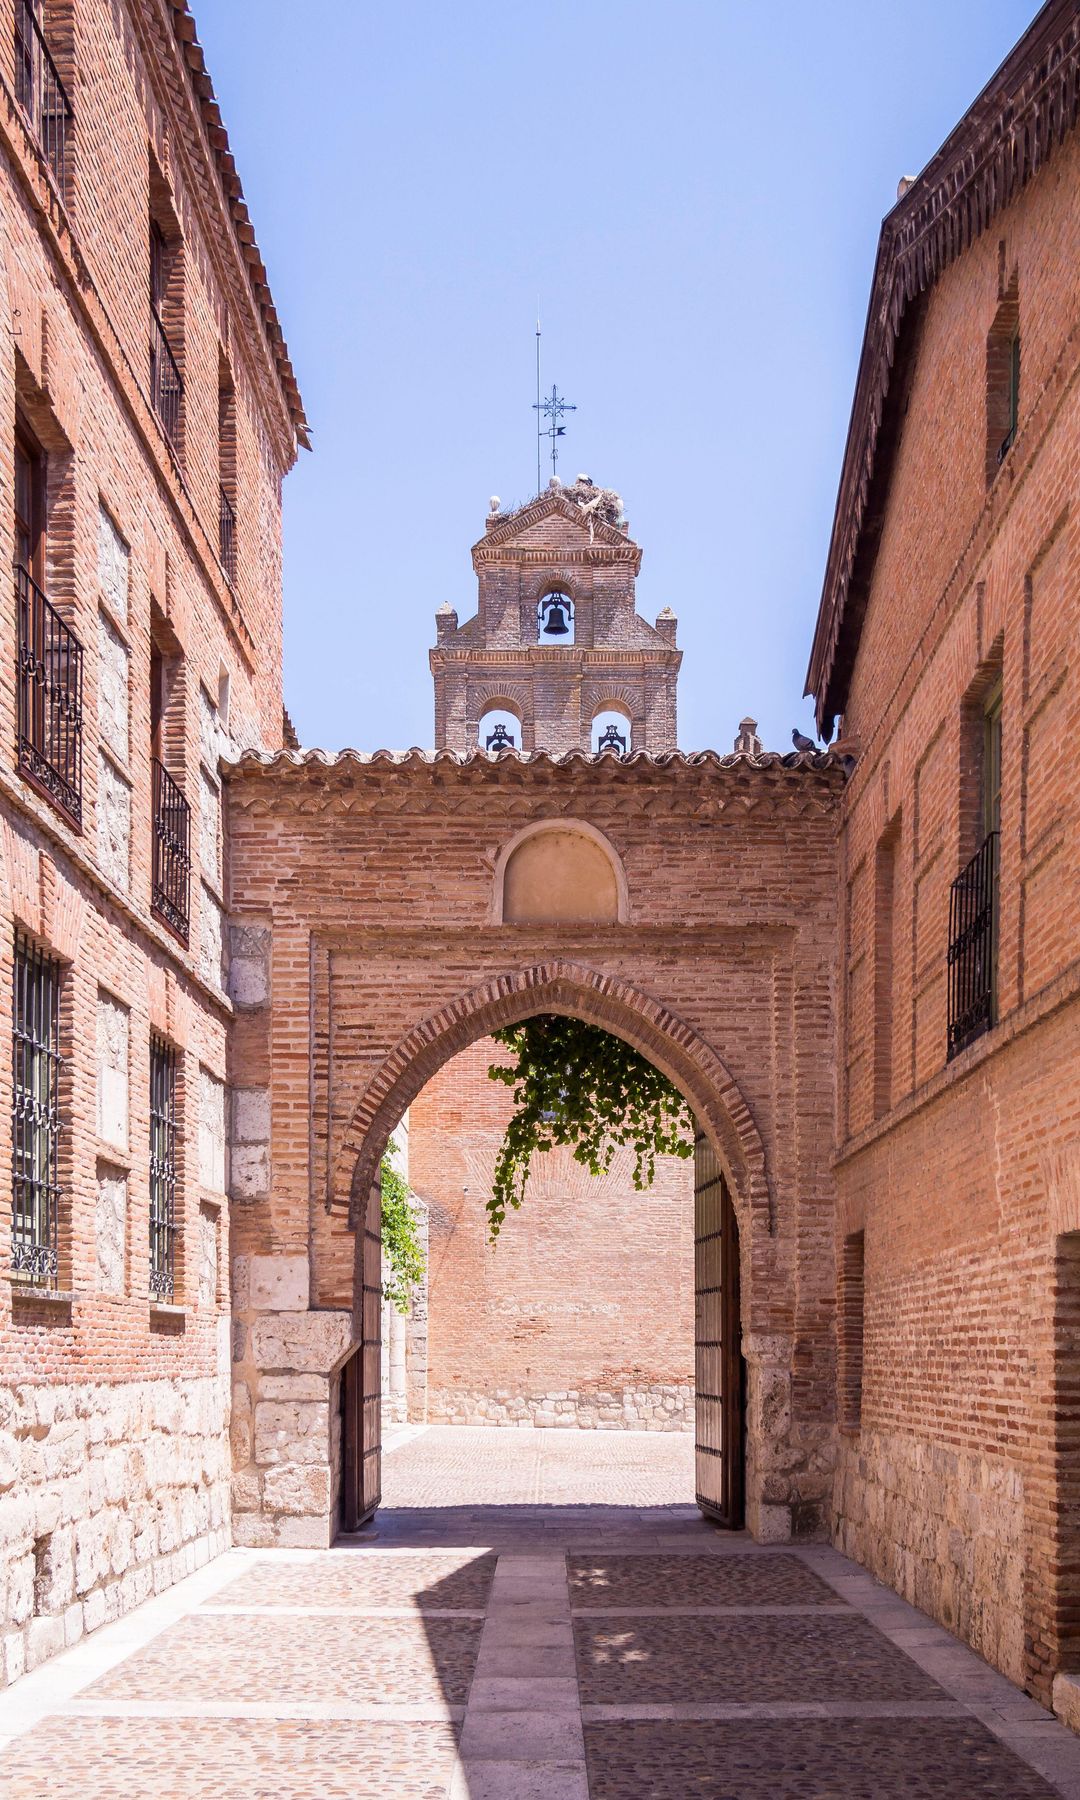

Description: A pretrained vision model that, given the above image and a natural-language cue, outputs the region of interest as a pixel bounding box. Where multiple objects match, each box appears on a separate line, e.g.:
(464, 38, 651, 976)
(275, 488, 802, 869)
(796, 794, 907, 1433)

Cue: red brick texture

(817, 38, 1080, 1703)
(224, 749, 844, 1549)
(431, 491, 681, 754)
(408, 1034, 695, 1429)
(0, 0, 299, 1685)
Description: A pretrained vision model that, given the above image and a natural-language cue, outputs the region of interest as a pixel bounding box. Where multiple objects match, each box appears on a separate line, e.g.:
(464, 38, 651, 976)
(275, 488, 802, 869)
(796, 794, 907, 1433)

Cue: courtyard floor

(1, 1425, 1079, 1798)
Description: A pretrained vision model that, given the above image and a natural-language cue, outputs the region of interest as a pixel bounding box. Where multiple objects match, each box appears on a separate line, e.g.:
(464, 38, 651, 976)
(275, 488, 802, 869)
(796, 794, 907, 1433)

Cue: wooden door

(341, 1180, 382, 1530)
(694, 1131, 744, 1526)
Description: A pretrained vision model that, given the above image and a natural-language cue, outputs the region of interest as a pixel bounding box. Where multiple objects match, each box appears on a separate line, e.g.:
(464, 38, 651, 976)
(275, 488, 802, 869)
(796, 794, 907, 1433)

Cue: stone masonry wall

(0, 1365, 231, 1686)
(409, 1036, 695, 1430)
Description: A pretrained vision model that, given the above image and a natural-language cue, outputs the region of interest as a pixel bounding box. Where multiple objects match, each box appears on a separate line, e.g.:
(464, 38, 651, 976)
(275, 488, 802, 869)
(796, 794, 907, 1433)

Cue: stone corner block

(746, 1500, 792, 1544)
(1053, 1671, 1080, 1736)
(249, 1255, 309, 1313)
(250, 1309, 353, 1375)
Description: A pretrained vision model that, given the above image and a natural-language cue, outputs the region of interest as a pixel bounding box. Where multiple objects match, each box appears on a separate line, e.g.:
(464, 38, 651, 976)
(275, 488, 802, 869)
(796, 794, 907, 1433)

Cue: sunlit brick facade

(0, 0, 303, 1683)
(806, 0, 1080, 1709)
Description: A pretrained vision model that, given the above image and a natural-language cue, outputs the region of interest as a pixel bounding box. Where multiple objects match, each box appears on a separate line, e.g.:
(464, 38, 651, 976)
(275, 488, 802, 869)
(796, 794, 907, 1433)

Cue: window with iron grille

(947, 685, 1002, 1060)
(11, 933, 62, 1286)
(218, 359, 237, 583)
(14, 0, 73, 195)
(149, 203, 183, 453)
(14, 422, 84, 827)
(149, 1037, 178, 1300)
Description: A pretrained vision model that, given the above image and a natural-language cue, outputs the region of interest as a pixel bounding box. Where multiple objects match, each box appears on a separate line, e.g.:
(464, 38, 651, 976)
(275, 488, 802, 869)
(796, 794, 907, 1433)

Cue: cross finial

(533, 384, 576, 484)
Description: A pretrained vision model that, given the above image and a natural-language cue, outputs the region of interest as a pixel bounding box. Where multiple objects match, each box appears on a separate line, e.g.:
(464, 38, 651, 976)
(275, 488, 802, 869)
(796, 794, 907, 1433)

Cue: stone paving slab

(568, 1551, 843, 1608)
(84, 1610, 484, 1707)
(0, 1716, 461, 1798)
(574, 1611, 949, 1705)
(583, 1717, 1061, 1798)
(208, 1548, 497, 1611)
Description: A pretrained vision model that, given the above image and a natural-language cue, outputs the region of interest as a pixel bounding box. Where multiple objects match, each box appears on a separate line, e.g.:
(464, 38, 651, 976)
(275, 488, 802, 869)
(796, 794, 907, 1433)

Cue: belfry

(430, 476, 681, 753)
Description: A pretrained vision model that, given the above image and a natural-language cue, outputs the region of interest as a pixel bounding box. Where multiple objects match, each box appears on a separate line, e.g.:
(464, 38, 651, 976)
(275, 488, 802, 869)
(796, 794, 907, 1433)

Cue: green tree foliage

(486, 1015, 693, 1238)
(380, 1139, 425, 1313)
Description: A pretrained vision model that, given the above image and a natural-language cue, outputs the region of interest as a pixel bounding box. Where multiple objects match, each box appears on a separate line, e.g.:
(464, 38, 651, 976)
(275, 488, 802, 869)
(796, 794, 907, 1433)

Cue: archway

(336, 966, 759, 1535)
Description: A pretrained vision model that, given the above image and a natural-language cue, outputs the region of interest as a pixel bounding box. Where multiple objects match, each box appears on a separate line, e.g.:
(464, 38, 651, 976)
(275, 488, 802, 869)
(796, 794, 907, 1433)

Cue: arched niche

(493, 820, 628, 925)
(476, 700, 522, 753)
(591, 705, 632, 755)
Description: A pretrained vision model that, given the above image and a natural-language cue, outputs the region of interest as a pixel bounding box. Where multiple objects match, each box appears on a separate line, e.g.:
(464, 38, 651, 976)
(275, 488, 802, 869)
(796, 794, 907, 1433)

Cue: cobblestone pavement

(1, 1426, 1079, 1797)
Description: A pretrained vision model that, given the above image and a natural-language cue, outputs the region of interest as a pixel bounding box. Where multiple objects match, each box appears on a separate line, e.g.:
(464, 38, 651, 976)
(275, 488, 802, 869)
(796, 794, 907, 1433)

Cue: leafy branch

(380, 1139, 425, 1313)
(486, 1015, 693, 1238)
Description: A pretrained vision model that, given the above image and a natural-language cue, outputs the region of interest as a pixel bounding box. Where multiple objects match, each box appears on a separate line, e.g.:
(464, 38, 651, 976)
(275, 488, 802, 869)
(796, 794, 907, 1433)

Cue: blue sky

(197, 1, 1033, 754)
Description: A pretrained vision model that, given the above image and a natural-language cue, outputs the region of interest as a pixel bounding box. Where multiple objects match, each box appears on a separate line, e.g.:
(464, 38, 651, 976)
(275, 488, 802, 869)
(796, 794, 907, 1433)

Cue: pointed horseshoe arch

(335, 960, 773, 1237)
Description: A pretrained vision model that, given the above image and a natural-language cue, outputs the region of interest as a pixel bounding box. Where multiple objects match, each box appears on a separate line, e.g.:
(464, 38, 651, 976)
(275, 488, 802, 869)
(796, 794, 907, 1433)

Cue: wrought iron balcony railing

(151, 757, 191, 942)
(219, 485, 236, 582)
(16, 562, 83, 827)
(14, 0, 72, 194)
(150, 303, 183, 449)
(947, 830, 999, 1060)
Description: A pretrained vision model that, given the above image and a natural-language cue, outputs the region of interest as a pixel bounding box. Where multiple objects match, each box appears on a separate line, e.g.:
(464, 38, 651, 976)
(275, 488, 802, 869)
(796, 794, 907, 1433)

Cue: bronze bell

(541, 597, 570, 636)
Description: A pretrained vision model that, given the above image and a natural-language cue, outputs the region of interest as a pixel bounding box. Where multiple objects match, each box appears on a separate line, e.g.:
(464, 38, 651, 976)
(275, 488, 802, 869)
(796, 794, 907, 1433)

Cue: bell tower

(430, 477, 681, 754)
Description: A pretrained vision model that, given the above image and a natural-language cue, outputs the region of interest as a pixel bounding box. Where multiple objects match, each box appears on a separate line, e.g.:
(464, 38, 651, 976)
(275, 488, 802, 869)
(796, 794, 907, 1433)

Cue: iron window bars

(947, 830, 999, 1060)
(151, 758, 191, 942)
(149, 1037, 178, 1300)
(218, 486, 236, 583)
(14, 0, 72, 195)
(16, 562, 84, 827)
(11, 933, 62, 1287)
(150, 303, 183, 450)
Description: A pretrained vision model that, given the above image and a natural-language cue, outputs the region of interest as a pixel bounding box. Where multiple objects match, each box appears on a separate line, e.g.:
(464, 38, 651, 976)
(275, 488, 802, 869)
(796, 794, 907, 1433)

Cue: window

(14, 419, 84, 826)
(149, 1037, 178, 1300)
(999, 331, 1020, 464)
(218, 355, 237, 582)
(538, 589, 574, 644)
(947, 682, 1001, 1059)
(148, 172, 184, 454)
(14, 0, 72, 193)
(11, 933, 62, 1287)
(15, 427, 43, 578)
(149, 622, 191, 940)
(838, 1232, 865, 1433)
(985, 273, 1020, 482)
(872, 821, 898, 1118)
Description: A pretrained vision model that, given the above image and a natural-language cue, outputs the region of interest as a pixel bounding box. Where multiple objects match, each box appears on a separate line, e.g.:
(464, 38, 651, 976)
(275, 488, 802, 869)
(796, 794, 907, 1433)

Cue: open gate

(343, 1140, 743, 1529)
(694, 1131, 745, 1527)
(340, 1179, 382, 1531)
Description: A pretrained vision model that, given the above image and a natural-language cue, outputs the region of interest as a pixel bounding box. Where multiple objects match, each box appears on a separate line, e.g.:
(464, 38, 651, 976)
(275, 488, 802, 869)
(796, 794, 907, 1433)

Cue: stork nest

(560, 478, 625, 527)
(494, 480, 627, 531)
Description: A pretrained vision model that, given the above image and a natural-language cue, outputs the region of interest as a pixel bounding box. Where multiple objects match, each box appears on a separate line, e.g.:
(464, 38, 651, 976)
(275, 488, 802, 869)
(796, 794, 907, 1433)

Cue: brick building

(805, 0, 1080, 1709)
(3, 0, 1080, 1739)
(0, 0, 303, 1683)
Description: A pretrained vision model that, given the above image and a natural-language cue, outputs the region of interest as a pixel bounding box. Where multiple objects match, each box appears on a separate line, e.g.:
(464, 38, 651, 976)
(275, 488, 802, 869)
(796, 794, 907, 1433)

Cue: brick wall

(828, 118, 1080, 1701)
(225, 750, 843, 1548)
(408, 1036, 695, 1429)
(0, 0, 298, 1683)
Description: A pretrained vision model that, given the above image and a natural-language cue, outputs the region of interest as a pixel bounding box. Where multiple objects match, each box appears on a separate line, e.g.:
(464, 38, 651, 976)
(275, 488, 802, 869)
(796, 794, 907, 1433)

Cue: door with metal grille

(694, 1131, 744, 1526)
(341, 1179, 382, 1530)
